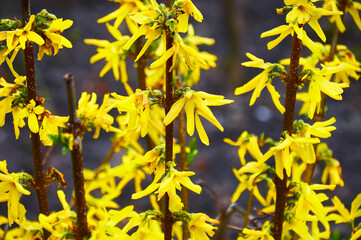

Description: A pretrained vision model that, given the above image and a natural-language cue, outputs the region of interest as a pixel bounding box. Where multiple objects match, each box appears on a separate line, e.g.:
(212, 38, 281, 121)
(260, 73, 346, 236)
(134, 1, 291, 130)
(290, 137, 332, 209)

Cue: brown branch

(64, 74, 90, 240)
(272, 33, 302, 240)
(163, 27, 174, 240)
(22, 1, 50, 238)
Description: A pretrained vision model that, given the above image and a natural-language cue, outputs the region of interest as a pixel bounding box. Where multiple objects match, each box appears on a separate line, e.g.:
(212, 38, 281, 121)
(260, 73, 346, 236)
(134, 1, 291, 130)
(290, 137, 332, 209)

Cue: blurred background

(0, 0, 361, 238)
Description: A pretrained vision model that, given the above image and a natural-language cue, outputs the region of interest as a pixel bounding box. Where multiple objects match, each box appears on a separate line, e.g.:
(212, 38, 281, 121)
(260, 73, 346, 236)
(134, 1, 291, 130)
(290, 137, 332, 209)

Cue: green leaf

(187, 138, 198, 165)
(330, 230, 340, 240)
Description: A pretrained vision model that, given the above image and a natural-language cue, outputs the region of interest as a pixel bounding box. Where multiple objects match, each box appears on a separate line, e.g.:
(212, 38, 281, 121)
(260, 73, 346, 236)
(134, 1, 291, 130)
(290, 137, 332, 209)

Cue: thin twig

(64, 73, 90, 239)
(272, 32, 302, 240)
(163, 25, 174, 240)
(22, 1, 50, 238)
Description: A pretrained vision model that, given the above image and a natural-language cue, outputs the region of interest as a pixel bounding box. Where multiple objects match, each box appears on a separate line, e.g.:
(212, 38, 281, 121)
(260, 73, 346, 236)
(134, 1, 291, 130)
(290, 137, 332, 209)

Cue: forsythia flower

(89, 206, 135, 240)
(112, 90, 164, 138)
(0, 15, 44, 55)
(84, 24, 130, 87)
(39, 190, 76, 239)
(188, 213, 219, 240)
(231, 163, 269, 206)
(176, 0, 204, 32)
(133, 166, 201, 212)
(97, 0, 147, 29)
(18, 99, 44, 134)
(77, 92, 118, 138)
(236, 53, 285, 114)
(0, 160, 30, 226)
(38, 18, 73, 60)
(163, 89, 233, 145)
(284, 0, 342, 42)
(302, 64, 349, 119)
(328, 193, 361, 224)
(262, 134, 320, 179)
(224, 131, 263, 165)
(239, 221, 274, 240)
(261, 1, 342, 52)
(39, 112, 69, 146)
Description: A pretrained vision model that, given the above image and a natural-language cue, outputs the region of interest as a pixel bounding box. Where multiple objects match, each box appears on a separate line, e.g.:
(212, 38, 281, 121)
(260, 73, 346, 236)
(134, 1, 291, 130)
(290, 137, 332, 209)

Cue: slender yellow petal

(184, 100, 195, 136)
(163, 97, 187, 126)
(195, 113, 209, 146)
(149, 47, 174, 69)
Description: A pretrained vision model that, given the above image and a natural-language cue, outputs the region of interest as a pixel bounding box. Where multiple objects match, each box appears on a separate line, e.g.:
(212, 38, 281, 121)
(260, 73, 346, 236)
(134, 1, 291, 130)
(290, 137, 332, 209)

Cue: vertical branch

(164, 28, 174, 240)
(272, 33, 302, 240)
(21, 2, 50, 238)
(64, 74, 90, 240)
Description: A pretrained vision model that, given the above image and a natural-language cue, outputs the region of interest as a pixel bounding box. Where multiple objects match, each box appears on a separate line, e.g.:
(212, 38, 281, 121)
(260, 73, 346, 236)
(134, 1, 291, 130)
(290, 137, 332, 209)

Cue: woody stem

(64, 74, 90, 240)
(272, 33, 302, 240)
(22, 1, 50, 239)
(164, 27, 174, 240)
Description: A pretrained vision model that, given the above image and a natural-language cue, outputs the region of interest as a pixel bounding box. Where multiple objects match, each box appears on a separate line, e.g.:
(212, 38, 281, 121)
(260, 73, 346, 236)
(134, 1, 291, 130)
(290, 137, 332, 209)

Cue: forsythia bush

(0, 0, 360, 239)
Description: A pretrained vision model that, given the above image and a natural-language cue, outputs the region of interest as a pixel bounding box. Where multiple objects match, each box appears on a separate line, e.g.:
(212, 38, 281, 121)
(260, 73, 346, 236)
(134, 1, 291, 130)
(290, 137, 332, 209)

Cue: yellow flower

(77, 92, 117, 138)
(4, 15, 44, 53)
(0, 160, 30, 226)
(112, 90, 164, 138)
(163, 89, 233, 145)
(323, 0, 346, 33)
(262, 134, 320, 179)
(241, 221, 274, 240)
(236, 53, 285, 113)
(284, 0, 342, 42)
(188, 213, 219, 240)
(88, 206, 135, 240)
(328, 193, 361, 224)
(231, 164, 269, 206)
(224, 131, 263, 165)
(84, 24, 130, 85)
(305, 65, 349, 119)
(261, 23, 320, 53)
(18, 99, 44, 134)
(346, 1, 361, 31)
(39, 113, 69, 146)
(97, 0, 147, 29)
(39, 190, 77, 239)
(156, 167, 202, 212)
(177, 0, 204, 32)
(38, 18, 73, 60)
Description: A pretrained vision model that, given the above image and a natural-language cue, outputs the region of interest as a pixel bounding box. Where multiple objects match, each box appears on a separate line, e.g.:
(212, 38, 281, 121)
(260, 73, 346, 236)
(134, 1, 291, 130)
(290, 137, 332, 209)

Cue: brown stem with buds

(64, 74, 90, 240)
(164, 27, 174, 240)
(22, 1, 50, 238)
(272, 33, 302, 240)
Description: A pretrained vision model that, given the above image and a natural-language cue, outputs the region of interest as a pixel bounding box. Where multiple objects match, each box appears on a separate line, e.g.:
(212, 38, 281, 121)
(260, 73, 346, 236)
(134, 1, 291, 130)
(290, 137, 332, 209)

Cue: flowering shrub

(0, 0, 360, 239)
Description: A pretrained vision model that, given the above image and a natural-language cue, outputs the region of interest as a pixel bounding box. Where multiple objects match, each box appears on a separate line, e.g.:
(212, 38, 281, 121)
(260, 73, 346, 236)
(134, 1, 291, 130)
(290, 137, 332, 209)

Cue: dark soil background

(0, 0, 360, 238)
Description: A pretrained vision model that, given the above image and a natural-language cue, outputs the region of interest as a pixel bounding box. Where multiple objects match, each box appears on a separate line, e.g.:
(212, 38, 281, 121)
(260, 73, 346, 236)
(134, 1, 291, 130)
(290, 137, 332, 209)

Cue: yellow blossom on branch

(163, 89, 233, 145)
(18, 99, 44, 134)
(328, 193, 361, 225)
(236, 53, 285, 114)
(77, 92, 118, 138)
(262, 134, 320, 179)
(38, 17, 73, 60)
(84, 23, 130, 86)
(224, 131, 263, 165)
(0, 15, 44, 56)
(188, 213, 219, 240)
(0, 160, 30, 226)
